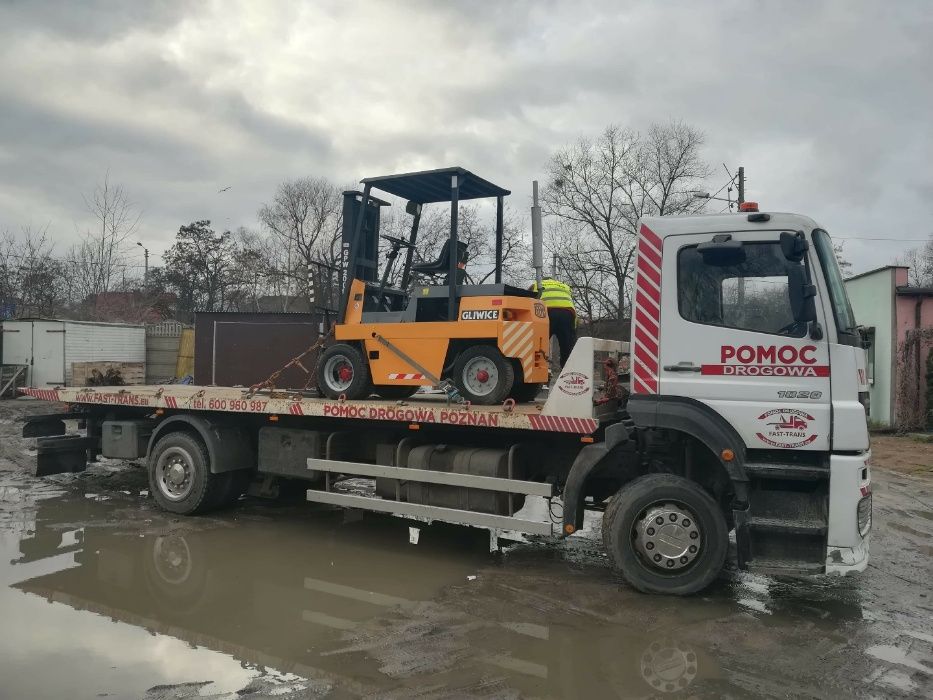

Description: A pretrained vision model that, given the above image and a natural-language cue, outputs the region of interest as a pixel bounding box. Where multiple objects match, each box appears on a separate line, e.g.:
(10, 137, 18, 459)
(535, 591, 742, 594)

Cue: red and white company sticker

(702, 344, 830, 378)
(557, 371, 589, 396)
(755, 408, 818, 448)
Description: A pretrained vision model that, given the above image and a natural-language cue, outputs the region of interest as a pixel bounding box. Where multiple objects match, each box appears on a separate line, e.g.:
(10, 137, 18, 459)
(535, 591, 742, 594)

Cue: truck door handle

(663, 363, 701, 373)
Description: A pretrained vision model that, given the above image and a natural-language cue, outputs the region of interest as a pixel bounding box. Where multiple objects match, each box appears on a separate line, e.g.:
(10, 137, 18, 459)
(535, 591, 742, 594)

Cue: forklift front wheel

(452, 345, 515, 405)
(317, 344, 371, 400)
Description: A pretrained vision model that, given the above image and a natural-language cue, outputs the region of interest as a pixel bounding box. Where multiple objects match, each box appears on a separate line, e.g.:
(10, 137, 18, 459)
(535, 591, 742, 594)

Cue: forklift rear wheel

(452, 345, 514, 405)
(374, 385, 420, 400)
(602, 474, 728, 595)
(317, 344, 371, 399)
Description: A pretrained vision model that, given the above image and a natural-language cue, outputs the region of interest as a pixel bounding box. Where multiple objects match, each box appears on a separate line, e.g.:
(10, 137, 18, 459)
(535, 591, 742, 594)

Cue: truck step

(745, 462, 829, 481)
(747, 516, 827, 536)
(745, 559, 825, 576)
(306, 489, 554, 536)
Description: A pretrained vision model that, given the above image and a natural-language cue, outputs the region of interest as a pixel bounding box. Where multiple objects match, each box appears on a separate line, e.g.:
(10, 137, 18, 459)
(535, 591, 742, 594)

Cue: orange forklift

(315, 167, 549, 405)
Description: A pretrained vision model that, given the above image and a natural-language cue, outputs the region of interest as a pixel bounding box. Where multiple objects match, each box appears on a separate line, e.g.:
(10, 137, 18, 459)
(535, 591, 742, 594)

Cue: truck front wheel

(148, 432, 229, 515)
(602, 474, 728, 595)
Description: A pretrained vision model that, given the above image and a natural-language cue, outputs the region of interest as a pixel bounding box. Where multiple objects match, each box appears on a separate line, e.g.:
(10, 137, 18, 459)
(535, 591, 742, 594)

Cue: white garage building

(1, 319, 145, 388)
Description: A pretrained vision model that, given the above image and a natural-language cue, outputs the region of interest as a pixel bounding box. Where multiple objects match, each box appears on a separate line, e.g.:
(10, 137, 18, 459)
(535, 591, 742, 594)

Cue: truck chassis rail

(306, 457, 558, 537)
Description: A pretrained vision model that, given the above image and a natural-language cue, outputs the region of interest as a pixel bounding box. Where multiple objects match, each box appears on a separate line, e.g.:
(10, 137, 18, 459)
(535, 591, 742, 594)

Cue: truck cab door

(653, 230, 831, 452)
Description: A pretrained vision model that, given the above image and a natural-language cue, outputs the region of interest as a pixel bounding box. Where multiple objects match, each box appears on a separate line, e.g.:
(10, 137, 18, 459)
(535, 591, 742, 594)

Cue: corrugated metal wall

(63, 321, 146, 385)
(146, 320, 186, 383)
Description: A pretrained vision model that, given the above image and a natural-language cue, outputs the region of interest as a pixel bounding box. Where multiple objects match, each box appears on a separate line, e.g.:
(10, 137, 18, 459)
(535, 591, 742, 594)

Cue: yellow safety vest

(532, 279, 575, 310)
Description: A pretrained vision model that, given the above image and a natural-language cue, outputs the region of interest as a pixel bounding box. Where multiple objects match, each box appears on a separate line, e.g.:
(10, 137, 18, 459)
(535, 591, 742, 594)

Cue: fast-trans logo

(461, 309, 499, 321)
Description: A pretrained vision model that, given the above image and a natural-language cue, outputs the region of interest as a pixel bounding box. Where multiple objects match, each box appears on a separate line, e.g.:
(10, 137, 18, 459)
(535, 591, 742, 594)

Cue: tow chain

(247, 325, 334, 397)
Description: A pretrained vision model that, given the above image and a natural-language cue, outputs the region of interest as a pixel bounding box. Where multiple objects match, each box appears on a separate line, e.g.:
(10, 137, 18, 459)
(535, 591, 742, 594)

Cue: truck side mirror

(787, 263, 817, 323)
(697, 235, 746, 266)
(780, 231, 808, 262)
(405, 200, 421, 216)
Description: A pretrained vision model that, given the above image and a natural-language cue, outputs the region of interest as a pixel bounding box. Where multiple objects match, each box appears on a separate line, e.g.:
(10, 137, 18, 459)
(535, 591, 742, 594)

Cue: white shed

(1, 319, 146, 387)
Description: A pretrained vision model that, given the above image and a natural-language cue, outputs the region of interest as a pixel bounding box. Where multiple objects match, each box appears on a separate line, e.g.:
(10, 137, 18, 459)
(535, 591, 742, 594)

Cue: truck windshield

(812, 229, 859, 343)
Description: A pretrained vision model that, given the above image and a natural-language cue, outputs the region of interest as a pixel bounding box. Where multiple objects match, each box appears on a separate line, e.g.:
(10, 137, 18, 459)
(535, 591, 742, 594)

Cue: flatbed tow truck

(18, 170, 872, 595)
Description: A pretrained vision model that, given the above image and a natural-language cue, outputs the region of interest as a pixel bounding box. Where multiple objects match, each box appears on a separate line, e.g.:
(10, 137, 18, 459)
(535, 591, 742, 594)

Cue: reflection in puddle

(1, 488, 722, 697)
(0, 477, 896, 699)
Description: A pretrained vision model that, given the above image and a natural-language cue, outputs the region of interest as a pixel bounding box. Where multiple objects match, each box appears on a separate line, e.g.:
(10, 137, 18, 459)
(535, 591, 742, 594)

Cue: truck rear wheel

(602, 474, 728, 595)
(317, 343, 371, 399)
(452, 344, 514, 405)
(148, 432, 229, 515)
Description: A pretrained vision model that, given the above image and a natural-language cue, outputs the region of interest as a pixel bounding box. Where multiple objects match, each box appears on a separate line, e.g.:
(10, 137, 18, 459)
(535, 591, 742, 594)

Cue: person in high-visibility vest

(531, 277, 577, 368)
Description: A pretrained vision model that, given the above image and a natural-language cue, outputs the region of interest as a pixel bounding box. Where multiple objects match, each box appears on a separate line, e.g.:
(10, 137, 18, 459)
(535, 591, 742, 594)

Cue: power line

(0, 252, 152, 269)
(833, 236, 930, 242)
(708, 176, 734, 202)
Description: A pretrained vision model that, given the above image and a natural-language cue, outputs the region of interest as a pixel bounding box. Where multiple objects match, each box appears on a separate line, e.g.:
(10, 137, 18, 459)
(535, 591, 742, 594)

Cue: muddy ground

(1, 398, 932, 700)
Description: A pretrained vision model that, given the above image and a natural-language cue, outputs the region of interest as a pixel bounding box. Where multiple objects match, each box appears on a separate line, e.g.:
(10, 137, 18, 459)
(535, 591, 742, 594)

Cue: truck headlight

(857, 494, 872, 536)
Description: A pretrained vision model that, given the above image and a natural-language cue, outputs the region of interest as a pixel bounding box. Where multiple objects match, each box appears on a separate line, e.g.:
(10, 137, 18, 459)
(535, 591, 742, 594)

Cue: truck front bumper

(824, 451, 871, 575)
(825, 533, 870, 574)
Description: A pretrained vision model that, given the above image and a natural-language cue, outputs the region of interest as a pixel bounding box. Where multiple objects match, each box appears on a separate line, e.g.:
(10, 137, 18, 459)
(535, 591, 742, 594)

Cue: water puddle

(0, 471, 923, 699)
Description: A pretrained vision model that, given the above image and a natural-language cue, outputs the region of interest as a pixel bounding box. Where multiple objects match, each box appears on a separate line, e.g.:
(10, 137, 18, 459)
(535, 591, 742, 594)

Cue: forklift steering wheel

(381, 235, 415, 249)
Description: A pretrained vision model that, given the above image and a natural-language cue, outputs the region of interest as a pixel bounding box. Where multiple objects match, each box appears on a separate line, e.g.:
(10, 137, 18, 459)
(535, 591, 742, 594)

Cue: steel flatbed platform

(20, 384, 601, 434)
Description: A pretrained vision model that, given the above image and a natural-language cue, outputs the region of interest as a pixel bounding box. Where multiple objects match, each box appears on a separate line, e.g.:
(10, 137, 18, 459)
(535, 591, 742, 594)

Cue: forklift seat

(411, 240, 469, 277)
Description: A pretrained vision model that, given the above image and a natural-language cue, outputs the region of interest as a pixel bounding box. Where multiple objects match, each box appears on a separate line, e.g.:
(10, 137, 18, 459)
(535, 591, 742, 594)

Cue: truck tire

(452, 344, 514, 405)
(148, 431, 229, 515)
(317, 343, 372, 399)
(143, 533, 210, 615)
(602, 474, 728, 595)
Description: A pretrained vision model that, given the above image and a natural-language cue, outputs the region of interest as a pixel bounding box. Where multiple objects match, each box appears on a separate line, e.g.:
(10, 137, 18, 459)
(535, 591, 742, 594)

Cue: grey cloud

(0, 0, 931, 273)
(0, 0, 189, 42)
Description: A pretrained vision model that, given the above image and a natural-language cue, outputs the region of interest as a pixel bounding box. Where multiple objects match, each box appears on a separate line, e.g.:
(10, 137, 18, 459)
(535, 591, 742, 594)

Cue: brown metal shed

(194, 312, 323, 388)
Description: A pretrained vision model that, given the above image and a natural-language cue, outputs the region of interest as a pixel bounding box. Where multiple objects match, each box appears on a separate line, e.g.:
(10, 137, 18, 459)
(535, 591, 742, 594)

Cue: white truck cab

(628, 209, 871, 577)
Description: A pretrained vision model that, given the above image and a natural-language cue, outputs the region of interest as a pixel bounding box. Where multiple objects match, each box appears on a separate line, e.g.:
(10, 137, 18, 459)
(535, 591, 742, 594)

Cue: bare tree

(543, 121, 710, 323)
(257, 177, 345, 309)
(70, 172, 141, 301)
(899, 234, 933, 286)
(834, 242, 853, 278)
(232, 226, 293, 311)
(407, 204, 531, 286)
(0, 224, 67, 317)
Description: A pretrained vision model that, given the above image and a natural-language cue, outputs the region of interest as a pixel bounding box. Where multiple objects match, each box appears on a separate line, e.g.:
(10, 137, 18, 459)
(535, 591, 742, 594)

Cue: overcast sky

(1, 0, 931, 275)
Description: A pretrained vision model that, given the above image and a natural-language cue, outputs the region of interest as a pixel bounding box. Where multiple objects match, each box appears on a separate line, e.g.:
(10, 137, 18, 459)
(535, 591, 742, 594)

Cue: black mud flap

(21, 412, 87, 438)
(23, 419, 66, 438)
(34, 436, 96, 477)
(561, 422, 630, 536)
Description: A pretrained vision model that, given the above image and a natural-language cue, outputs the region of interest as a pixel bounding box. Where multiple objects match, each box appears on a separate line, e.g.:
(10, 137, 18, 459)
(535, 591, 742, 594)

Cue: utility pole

(737, 166, 745, 205)
(531, 181, 544, 289)
(136, 241, 149, 282)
